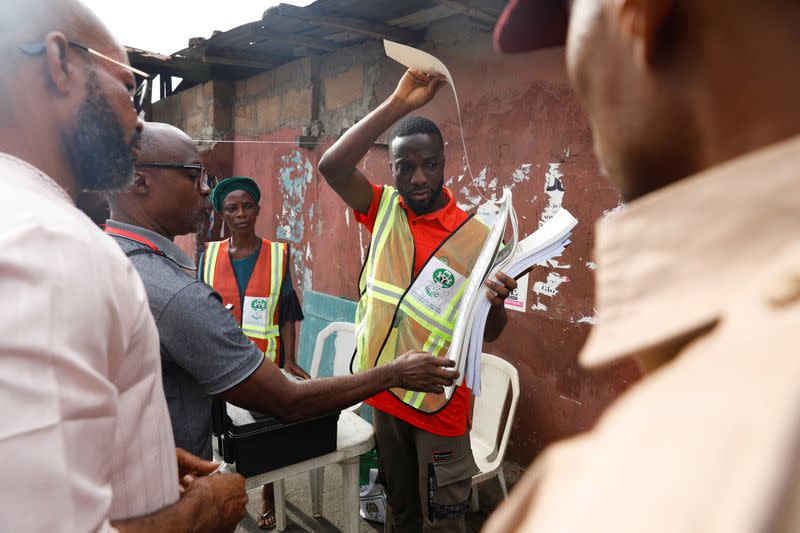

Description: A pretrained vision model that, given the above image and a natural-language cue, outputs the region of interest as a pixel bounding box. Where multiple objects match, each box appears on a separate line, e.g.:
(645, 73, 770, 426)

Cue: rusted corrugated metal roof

(129, 0, 505, 93)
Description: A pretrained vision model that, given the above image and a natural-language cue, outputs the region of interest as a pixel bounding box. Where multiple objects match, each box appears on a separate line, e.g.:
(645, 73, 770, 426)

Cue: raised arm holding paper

(319, 69, 516, 532)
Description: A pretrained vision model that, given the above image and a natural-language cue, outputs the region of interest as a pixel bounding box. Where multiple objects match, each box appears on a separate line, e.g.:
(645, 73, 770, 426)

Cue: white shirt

(0, 153, 179, 531)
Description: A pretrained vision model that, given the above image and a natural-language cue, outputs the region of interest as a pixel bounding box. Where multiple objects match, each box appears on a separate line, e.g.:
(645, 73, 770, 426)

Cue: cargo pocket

(427, 451, 479, 523)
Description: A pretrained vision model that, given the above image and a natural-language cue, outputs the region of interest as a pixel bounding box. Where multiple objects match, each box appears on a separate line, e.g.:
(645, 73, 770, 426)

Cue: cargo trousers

(374, 409, 479, 532)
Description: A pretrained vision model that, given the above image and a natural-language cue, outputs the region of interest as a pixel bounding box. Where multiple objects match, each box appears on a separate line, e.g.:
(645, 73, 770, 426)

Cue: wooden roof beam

(201, 54, 275, 70)
(267, 3, 422, 43)
(434, 0, 498, 24)
(253, 28, 341, 52)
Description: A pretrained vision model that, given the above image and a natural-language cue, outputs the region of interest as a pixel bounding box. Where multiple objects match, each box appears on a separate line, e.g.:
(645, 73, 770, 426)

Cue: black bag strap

(211, 397, 236, 463)
(211, 397, 229, 436)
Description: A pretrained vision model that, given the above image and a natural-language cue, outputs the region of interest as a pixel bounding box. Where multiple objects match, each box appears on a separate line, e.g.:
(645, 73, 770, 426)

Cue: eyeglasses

(19, 40, 150, 117)
(136, 163, 210, 189)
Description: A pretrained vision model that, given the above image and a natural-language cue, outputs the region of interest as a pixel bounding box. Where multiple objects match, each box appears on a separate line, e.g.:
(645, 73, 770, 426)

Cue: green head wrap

(211, 176, 261, 212)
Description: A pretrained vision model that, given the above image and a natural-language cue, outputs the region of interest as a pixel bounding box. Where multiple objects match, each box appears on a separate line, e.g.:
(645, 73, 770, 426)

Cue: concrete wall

(152, 15, 641, 474)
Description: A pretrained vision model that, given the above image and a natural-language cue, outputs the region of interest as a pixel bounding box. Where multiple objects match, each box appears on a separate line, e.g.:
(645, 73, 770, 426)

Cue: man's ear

(44, 32, 72, 95)
(615, 0, 675, 67)
(131, 170, 150, 195)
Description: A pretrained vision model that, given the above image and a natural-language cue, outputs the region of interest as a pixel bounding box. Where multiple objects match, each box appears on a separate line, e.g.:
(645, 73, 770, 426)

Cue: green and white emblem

(432, 268, 455, 289)
(243, 296, 268, 327)
(407, 257, 466, 315)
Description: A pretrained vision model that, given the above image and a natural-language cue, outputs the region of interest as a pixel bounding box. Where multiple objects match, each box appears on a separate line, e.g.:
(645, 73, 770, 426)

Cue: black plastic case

(213, 400, 340, 477)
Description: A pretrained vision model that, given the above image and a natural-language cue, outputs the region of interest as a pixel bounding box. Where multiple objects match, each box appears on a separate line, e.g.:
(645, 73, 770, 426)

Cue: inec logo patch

(408, 257, 465, 315)
(432, 268, 455, 289)
(242, 296, 269, 328)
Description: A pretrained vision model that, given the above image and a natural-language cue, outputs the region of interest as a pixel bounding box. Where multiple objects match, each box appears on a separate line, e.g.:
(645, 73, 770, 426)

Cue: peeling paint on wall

(534, 272, 570, 297)
(571, 306, 599, 325)
(511, 163, 533, 185)
(530, 272, 570, 311)
(276, 151, 314, 244)
(603, 204, 625, 217)
(544, 258, 571, 270)
(456, 163, 534, 212)
(456, 166, 489, 211)
(276, 150, 315, 292)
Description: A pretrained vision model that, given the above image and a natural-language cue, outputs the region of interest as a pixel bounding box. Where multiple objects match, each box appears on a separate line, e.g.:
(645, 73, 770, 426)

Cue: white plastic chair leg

(341, 457, 360, 533)
(310, 466, 324, 517)
(497, 466, 508, 498)
(470, 484, 480, 512)
(274, 479, 287, 531)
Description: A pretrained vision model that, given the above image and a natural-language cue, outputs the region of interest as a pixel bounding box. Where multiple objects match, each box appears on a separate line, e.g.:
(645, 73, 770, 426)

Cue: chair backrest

(309, 321, 356, 378)
(471, 353, 520, 465)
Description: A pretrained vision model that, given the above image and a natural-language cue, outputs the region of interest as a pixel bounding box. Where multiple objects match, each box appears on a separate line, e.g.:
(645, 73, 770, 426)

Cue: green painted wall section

(297, 289, 356, 376)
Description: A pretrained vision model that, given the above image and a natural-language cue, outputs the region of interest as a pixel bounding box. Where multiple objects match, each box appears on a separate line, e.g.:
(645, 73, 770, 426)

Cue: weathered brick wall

(151, 80, 233, 140)
(232, 58, 313, 135)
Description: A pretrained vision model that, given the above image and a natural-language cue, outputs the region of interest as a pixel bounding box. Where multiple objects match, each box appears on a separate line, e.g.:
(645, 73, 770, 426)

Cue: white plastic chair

(309, 322, 357, 383)
(304, 321, 358, 519)
(470, 352, 520, 511)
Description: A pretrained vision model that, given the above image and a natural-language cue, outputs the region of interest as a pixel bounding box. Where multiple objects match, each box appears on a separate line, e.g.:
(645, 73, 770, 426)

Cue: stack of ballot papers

(445, 194, 578, 399)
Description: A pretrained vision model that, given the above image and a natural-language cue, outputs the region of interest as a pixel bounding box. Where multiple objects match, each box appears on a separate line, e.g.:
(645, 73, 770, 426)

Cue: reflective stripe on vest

(353, 185, 489, 414)
(202, 238, 286, 363)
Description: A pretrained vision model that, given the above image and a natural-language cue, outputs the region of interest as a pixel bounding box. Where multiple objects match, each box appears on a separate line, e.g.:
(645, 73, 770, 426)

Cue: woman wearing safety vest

(199, 176, 308, 530)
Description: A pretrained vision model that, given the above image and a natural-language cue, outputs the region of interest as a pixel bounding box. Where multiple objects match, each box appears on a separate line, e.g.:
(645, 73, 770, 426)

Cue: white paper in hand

(384, 40, 456, 89)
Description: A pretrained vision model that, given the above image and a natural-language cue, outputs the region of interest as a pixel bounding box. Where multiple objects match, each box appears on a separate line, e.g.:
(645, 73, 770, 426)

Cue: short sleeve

(278, 245, 294, 298)
(278, 264, 304, 323)
(352, 181, 383, 233)
(158, 282, 263, 395)
(279, 292, 304, 324)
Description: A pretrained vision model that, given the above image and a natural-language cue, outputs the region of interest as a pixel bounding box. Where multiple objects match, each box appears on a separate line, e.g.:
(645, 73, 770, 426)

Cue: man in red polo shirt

(319, 69, 516, 532)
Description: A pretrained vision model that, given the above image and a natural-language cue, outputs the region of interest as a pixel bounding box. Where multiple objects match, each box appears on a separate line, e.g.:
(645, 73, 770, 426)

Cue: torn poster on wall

(504, 273, 529, 313)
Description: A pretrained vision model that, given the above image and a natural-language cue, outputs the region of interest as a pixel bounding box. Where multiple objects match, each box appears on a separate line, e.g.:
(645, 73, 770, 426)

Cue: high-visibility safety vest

(353, 186, 489, 414)
(203, 239, 287, 363)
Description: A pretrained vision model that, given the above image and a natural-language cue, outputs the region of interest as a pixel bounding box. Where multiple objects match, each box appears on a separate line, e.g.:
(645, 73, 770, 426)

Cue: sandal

(257, 509, 276, 530)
